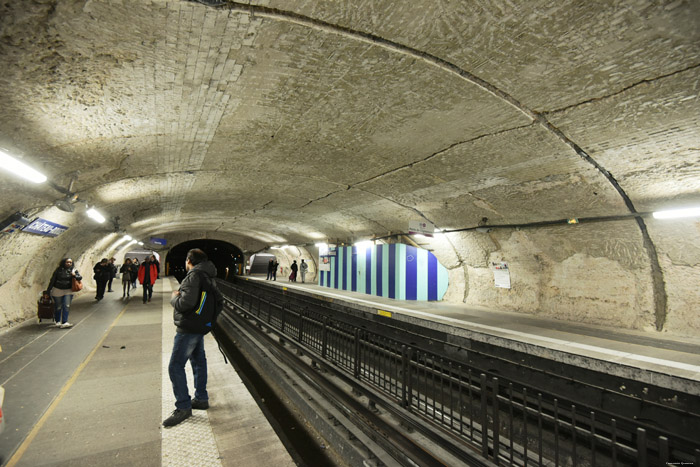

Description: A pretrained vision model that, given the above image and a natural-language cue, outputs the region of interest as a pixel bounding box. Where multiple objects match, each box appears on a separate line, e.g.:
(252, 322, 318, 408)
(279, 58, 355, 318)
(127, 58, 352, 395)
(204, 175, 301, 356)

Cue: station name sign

(22, 218, 69, 237)
(150, 237, 167, 246)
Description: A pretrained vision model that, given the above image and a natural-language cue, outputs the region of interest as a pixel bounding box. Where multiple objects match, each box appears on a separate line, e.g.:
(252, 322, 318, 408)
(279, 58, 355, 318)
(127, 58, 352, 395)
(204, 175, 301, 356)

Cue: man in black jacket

(93, 258, 111, 300)
(163, 248, 223, 428)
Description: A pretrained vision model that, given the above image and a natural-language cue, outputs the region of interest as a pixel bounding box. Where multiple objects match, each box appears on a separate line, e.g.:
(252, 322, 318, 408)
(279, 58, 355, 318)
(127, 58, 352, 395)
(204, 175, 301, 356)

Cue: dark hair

(187, 248, 208, 266)
(59, 258, 73, 268)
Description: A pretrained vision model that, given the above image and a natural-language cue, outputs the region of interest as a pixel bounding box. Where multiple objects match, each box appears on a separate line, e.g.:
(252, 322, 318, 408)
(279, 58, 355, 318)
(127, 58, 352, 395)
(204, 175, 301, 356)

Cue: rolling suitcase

(38, 291, 54, 323)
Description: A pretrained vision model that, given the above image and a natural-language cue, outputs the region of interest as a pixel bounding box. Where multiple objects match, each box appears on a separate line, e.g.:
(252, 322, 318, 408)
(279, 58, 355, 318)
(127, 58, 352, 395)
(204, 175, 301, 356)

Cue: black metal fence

(219, 280, 700, 466)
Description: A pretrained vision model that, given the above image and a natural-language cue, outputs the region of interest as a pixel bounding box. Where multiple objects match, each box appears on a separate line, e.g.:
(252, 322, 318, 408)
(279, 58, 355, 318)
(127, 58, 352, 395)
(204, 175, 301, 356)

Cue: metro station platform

(246, 275, 700, 395)
(2, 275, 699, 466)
(0, 278, 295, 467)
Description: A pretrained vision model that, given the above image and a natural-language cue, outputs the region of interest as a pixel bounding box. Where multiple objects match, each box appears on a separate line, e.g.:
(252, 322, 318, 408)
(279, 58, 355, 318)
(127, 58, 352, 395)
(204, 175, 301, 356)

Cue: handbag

(71, 276, 83, 292)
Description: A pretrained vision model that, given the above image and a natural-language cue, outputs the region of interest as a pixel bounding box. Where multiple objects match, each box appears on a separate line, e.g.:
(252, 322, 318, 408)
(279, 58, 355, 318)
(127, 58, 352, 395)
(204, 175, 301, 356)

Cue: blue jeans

(53, 294, 73, 324)
(168, 332, 208, 410)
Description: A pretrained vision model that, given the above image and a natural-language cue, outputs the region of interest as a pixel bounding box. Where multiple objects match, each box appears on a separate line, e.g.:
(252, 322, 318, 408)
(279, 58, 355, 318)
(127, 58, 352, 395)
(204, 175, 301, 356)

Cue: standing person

(93, 258, 111, 301)
(120, 258, 135, 298)
(266, 258, 274, 280)
(300, 259, 308, 283)
(107, 257, 117, 292)
(272, 259, 279, 281)
(138, 256, 158, 304)
(290, 260, 298, 282)
(47, 258, 82, 328)
(163, 248, 223, 428)
(131, 258, 140, 290)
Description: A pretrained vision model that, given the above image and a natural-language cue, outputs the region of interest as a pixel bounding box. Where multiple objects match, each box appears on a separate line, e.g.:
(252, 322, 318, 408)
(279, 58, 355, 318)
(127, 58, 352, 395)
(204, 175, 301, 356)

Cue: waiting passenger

(290, 259, 298, 282)
(300, 259, 308, 283)
(47, 258, 82, 328)
(266, 258, 274, 280)
(163, 248, 223, 428)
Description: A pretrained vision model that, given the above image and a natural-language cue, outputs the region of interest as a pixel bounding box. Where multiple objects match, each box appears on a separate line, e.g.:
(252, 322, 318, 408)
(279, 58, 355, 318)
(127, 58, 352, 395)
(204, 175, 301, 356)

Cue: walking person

(266, 258, 274, 280)
(163, 248, 223, 428)
(47, 258, 82, 328)
(138, 256, 158, 303)
(93, 258, 111, 301)
(290, 260, 298, 282)
(131, 258, 140, 290)
(300, 259, 308, 283)
(107, 257, 117, 292)
(120, 258, 136, 298)
(150, 254, 160, 279)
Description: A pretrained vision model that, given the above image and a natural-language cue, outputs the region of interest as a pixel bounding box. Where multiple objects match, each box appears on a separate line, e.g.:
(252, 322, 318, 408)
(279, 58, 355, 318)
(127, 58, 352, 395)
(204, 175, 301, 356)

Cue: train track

(215, 293, 495, 467)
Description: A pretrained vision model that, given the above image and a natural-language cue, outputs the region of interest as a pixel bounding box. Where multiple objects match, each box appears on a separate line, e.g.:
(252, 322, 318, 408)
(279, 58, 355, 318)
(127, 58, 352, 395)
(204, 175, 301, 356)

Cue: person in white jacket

(300, 259, 309, 283)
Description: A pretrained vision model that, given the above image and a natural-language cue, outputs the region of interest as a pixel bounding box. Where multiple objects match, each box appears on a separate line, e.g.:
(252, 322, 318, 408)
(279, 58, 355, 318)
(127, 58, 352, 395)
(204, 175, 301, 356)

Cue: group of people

(44, 249, 224, 430)
(92, 255, 160, 304)
(288, 259, 309, 282)
(46, 254, 163, 329)
(266, 258, 308, 283)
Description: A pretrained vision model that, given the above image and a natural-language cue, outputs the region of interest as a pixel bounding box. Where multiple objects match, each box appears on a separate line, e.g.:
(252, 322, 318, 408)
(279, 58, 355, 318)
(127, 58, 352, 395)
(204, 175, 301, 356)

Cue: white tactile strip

(161, 280, 223, 467)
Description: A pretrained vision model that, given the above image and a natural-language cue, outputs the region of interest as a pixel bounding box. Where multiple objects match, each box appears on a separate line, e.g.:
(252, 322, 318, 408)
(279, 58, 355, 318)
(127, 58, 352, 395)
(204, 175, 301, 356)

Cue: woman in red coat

(138, 257, 159, 304)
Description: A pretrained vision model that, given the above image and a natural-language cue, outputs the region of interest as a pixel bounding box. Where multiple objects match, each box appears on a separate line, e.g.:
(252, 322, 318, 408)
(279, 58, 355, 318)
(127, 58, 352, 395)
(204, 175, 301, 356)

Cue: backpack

(180, 271, 222, 334)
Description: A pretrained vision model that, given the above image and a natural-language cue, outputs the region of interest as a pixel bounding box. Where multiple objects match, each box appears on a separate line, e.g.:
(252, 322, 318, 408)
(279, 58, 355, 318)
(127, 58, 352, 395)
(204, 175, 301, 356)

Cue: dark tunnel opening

(166, 239, 244, 283)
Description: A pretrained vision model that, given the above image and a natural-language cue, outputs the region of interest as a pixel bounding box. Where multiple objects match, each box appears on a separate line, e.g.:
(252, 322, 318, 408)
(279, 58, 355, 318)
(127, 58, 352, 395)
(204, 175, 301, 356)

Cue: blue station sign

(150, 237, 167, 246)
(22, 218, 69, 237)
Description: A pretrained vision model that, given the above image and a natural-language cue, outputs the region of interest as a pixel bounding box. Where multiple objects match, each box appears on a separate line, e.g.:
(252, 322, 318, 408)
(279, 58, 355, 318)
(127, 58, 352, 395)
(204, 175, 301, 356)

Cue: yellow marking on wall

(377, 310, 392, 318)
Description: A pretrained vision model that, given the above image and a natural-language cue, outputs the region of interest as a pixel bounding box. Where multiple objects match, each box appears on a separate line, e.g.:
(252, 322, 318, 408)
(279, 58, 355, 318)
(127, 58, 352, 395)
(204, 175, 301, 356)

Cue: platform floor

(2, 274, 699, 466)
(248, 274, 700, 390)
(0, 278, 295, 467)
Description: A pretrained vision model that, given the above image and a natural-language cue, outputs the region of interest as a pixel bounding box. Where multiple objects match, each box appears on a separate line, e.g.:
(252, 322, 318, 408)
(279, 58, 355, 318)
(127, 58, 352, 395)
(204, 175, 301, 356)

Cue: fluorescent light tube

(652, 207, 700, 220)
(0, 150, 47, 183)
(86, 208, 106, 223)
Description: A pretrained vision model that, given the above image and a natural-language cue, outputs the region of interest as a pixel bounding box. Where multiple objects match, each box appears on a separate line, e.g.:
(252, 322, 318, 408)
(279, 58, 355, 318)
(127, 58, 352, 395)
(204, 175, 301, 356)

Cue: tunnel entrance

(166, 239, 244, 283)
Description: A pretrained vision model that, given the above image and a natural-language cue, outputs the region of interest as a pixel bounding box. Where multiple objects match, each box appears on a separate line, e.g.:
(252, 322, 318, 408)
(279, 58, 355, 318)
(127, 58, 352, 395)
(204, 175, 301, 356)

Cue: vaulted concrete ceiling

(1, 0, 699, 251)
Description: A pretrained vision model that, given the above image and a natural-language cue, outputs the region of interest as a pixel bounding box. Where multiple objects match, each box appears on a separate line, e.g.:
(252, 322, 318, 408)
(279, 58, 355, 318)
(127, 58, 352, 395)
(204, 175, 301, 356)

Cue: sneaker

(191, 399, 209, 410)
(60, 322, 73, 328)
(55, 322, 62, 328)
(162, 409, 192, 427)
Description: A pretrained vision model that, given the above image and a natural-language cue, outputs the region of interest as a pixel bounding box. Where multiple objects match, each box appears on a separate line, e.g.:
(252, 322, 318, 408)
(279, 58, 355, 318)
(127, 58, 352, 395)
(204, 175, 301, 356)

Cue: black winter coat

(170, 260, 223, 334)
(48, 267, 82, 292)
(93, 262, 111, 281)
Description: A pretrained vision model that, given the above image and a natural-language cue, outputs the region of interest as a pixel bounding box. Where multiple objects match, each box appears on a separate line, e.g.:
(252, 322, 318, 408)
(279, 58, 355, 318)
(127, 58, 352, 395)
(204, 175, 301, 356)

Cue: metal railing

(219, 279, 700, 466)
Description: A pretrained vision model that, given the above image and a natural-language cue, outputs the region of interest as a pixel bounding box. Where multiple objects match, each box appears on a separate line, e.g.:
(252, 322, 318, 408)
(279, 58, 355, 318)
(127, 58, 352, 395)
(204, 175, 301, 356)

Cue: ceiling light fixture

(123, 235, 133, 241)
(86, 208, 106, 223)
(652, 207, 700, 220)
(0, 149, 47, 183)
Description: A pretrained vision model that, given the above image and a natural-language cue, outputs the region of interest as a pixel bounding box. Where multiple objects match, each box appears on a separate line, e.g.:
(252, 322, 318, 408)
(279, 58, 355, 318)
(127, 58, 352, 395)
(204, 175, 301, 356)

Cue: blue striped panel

(388, 244, 396, 299)
(351, 249, 357, 292)
(376, 244, 383, 297)
(333, 251, 338, 289)
(365, 247, 372, 294)
(428, 253, 438, 300)
(406, 246, 417, 300)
